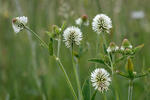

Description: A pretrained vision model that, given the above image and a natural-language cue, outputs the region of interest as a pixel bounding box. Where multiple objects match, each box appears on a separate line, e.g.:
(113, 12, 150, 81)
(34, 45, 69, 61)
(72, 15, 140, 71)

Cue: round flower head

(75, 15, 89, 26)
(12, 16, 28, 33)
(63, 26, 82, 48)
(92, 14, 112, 34)
(91, 68, 111, 93)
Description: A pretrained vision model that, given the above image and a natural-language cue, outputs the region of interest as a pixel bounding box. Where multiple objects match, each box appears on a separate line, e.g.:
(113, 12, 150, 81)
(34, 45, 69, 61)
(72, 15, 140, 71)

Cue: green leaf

(134, 44, 144, 52)
(60, 21, 66, 33)
(88, 58, 105, 65)
(82, 78, 91, 100)
(49, 37, 53, 56)
(103, 44, 107, 54)
(91, 90, 97, 100)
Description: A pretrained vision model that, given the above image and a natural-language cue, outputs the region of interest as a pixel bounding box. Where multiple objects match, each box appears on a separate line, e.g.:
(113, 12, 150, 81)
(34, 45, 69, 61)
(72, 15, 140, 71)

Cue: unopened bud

(126, 57, 134, 78)
(121, 39, 132, 50)
(107, 42, 119, 53)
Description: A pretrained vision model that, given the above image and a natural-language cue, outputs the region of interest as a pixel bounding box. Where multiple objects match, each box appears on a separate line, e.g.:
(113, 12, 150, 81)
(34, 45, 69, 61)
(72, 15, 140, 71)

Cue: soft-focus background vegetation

(0, 0, 150, 100)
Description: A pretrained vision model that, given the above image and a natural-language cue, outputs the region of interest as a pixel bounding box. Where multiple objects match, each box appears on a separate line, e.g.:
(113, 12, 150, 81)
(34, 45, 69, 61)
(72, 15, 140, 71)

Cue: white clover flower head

(107, 42, 119, 53)
(91, 68, 111, 93)
(63, 26, 82, 48)
(92, 14, 112, 34)
(12, 16, 28, 33)
(75, 18, 83, 26)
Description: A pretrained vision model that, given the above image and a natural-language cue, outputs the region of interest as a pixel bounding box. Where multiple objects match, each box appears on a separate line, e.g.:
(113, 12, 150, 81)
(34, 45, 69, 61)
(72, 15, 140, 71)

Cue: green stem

(57, 35, 61, 57)
(71, 44, 83, 100)
(25, 26, 49, 49)
(54, 55, 78, 100)
(128, 80, 133, 100)
(102, 34, 114, 74)
(25, 26, 77, 100)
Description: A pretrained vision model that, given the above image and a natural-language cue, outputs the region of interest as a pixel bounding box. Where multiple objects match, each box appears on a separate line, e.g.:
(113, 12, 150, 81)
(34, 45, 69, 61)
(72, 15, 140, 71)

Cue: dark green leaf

(91, 90, 97, 100)
(88, 58, 105, 65)
(82, 78, 91, 100)
(103, 44, 107, 54)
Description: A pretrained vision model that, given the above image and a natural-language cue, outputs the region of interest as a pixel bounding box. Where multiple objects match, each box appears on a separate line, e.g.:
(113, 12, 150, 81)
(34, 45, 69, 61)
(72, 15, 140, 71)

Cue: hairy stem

(54, 55, 78, 100)
(102, 34, 114, 74)
(71, 44, 83, 100)
(25, 26, 49, 49)
(128, 80, 133, 100)
(25, 26, 77, 100)
(57, 35, 61, 57)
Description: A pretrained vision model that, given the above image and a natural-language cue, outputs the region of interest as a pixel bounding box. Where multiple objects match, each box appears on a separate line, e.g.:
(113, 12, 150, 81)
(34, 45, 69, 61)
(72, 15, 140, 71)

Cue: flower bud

(75, 14, 89, 26)
(81, 14, 88, 22)
(52, 25, 61, 35)
(107, 42, 119, 53)
(126, 58, 134, 79)
(121, 39, 132, 51)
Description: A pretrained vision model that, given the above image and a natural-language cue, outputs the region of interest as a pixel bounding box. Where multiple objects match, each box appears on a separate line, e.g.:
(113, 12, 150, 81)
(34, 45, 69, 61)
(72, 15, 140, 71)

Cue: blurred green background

(0, 0, 150, 100)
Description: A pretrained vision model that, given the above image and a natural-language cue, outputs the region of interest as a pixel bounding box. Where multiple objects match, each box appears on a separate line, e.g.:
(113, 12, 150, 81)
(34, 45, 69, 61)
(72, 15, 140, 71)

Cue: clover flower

(92, 14, 112, 34)
(63, 26, 82, 48)
(120, 39, 132, 51)
(12, 16, 28, 33)
(107, 42, 119, 53)
(91, 68, 111, 93)
(75, 15, 89, 26)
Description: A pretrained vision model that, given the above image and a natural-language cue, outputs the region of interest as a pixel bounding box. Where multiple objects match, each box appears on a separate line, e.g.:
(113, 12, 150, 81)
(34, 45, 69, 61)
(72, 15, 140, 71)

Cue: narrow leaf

(82, 78, 91, 100)
(91, 90, 97, 100)
(88, 58, 105, 65)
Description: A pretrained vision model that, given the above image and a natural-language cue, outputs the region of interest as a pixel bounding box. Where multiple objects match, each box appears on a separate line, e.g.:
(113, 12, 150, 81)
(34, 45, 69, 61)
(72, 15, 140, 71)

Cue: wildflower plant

(12, 13, 149, 100)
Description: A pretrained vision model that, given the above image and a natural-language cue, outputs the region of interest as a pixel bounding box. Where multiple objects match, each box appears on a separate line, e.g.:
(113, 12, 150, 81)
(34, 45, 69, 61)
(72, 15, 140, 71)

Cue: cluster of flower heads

(91, 68, 111, 93)
(12, 14, 113, 93)
(75, 15, 89, 26)
(92, 14, 112, 34)
(106, 39, 138, 55)
(12, 16, 28, 33)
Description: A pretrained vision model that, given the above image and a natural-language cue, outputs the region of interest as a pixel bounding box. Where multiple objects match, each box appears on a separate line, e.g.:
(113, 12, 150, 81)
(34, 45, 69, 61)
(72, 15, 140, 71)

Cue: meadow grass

(0, 0, 150, 100)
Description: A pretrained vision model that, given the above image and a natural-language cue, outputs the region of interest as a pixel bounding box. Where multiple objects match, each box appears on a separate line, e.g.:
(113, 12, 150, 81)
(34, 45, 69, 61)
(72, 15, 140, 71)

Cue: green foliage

(82, 78, 91, 100)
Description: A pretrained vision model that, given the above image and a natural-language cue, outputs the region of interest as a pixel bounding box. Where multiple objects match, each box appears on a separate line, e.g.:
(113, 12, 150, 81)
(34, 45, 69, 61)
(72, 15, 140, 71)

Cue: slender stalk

(101, 34, 114, 74)
(24, 26, 49, 49)
(95, 34, 100, 67)
(71, 44, 83, 100)
(54, 55, 78, 100)
(25, 26, 77, 100)
(128, 80, 133, 100)
(57, 35, 61, 57)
